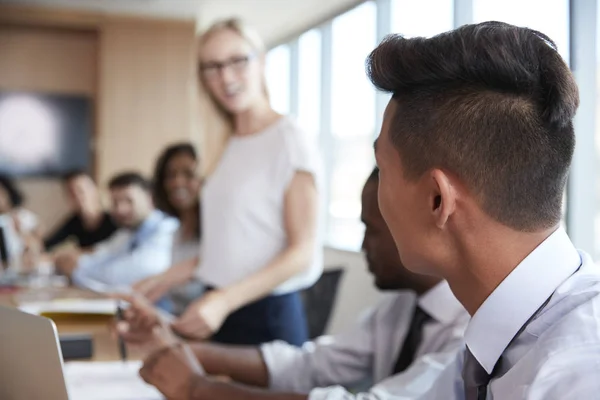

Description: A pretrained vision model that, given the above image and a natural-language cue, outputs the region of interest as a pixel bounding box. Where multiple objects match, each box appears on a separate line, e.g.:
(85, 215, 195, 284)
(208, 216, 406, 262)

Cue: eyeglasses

(199, 54, 255, 80)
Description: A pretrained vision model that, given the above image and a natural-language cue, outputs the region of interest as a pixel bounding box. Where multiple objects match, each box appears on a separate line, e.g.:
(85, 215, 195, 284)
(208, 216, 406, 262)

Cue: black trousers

(210, 290, 309, 346)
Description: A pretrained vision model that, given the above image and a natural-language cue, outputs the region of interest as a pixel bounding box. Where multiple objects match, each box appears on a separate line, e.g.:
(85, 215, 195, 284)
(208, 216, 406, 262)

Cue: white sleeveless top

(196, 117, 323, 294)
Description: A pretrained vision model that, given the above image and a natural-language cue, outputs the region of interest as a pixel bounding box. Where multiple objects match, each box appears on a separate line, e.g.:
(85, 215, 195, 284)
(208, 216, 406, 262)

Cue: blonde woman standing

(133, 18, 322, 346)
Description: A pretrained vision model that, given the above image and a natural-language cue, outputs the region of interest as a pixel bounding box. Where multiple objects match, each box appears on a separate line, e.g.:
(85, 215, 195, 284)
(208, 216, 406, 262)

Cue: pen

(116, 302, 128, 362)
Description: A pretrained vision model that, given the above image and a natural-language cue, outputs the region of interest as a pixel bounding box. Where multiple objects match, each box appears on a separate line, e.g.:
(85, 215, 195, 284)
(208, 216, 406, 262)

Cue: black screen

(0, 92, 92, 177)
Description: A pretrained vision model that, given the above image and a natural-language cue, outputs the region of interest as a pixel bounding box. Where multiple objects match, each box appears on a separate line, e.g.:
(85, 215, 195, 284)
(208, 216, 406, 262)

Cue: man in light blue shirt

(56, 172, 178, 288)
(366, 21, 600, 399)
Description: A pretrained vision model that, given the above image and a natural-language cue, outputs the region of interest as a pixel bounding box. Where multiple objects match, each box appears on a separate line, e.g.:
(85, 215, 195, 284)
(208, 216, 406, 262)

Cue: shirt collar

(465, 227, 581, 374)
(418, 281, 465, 325)
(132, 210, 164, 241)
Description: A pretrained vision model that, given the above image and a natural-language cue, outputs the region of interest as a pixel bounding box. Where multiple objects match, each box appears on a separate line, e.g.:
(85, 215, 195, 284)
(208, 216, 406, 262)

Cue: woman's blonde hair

(195, 18, 269, 176)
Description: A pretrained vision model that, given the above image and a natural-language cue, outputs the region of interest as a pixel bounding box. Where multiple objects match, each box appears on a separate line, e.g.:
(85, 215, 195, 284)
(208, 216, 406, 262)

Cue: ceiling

(196, 0, 364, 45)
(0, 0, 202, 20)
(0, 0, 364, 45)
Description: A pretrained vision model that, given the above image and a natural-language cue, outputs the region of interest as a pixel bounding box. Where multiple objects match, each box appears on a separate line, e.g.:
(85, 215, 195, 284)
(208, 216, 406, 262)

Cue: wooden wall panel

(0, 26, 97, 94)
(96, 21, 196, 185)
(0, 8, 197, 234)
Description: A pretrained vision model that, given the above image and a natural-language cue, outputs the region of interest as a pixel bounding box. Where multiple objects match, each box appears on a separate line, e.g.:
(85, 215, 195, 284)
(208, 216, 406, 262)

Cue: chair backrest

(0, 226, 8, 268)
(300, 267, 345, 339)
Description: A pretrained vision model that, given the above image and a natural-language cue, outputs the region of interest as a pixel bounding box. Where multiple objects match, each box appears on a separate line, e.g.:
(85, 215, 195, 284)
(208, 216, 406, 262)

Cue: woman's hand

(172, 290, 232, 340)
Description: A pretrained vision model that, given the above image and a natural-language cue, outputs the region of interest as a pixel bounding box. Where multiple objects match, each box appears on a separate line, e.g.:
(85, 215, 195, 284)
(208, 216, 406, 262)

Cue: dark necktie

(462, 295, 555, 400)
(392, 305, 431, 374)
(462, 346, 490, 400)
(129, 237, 139, 252)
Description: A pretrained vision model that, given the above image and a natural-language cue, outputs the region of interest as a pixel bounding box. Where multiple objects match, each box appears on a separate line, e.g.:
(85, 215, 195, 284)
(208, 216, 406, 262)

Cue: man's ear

(430, 169, 457, 228)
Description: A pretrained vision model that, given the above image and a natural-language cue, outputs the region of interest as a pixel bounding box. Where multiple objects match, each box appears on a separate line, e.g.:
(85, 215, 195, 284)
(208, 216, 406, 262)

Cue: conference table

(0, 286, 139, 361)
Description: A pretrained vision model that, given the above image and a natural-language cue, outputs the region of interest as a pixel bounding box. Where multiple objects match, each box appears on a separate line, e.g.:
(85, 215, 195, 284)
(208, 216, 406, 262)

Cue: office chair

(300, 267, 345, 339)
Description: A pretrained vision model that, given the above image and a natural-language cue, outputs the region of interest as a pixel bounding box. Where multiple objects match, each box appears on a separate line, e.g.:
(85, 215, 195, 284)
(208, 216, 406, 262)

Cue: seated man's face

(110, 185, 153, 229)
(361, 177, 438, 292)
(66, 175, 98, 214)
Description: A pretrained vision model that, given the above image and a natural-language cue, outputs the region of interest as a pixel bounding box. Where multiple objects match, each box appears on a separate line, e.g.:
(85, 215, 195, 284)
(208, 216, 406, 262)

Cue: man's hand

(112, 293, 172, 355)
(140, 343, 204, 400)
(53, 248, 79, 277)
(21, 234, 43, 273)
(140, 343, 308, 400)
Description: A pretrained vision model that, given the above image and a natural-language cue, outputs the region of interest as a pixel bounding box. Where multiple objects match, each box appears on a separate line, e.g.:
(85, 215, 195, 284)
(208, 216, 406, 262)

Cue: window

(596, 3, 600, 257)
(264, 0, 458, 252)
(297, 29, 322, 140)
(326, 2, 378, 251)
(265, 44, 291, 114)
(392, 0, 454, 37)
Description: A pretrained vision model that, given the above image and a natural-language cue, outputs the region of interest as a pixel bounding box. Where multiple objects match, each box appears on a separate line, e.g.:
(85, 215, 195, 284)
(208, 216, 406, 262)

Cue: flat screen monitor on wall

(0, 91, 91, 177)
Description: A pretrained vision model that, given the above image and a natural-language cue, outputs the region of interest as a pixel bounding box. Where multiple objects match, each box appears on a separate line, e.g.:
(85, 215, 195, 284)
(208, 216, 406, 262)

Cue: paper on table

(75, 276, 132, 296)
(64, 361, 163, 400)
(19, 298, 118, 316)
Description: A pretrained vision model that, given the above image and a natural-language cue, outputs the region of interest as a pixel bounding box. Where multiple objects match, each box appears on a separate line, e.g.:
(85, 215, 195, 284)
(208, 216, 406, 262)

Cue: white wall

(324, 246, 384, 335)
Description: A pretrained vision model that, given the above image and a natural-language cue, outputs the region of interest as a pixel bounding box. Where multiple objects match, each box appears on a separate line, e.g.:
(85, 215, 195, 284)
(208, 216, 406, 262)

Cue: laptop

(0, 305, 70, 400)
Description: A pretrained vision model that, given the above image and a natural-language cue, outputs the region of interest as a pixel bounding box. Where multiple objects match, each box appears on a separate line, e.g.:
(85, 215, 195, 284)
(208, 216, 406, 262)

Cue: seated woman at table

(0, 175, 43, 270)
(44, 170, 117, 252)
(133, 143, 203, 315)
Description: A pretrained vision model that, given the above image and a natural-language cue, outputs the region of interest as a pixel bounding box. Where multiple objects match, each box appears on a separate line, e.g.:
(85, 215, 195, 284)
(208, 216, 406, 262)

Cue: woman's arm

(134, 257, 199, 302)
(172, 171, 318, 338)
(221, 170, 318, 312)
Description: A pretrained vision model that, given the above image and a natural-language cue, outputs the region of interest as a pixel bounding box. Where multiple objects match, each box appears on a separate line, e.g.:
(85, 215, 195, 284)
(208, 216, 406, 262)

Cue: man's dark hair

(152, 143, 198, 217)
(0, 175, 24, 207)
(108, 172, 150, 191)
(62, 169, 91, 184)
(367, 167, 379, 183)
(366, 21, 579, 231)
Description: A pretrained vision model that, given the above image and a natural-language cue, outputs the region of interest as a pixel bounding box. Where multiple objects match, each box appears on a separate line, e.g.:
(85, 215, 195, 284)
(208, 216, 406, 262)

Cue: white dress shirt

(260, 282, 469, 399)
(420, 227, 600, 399)
(72, 210, 178, 288)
